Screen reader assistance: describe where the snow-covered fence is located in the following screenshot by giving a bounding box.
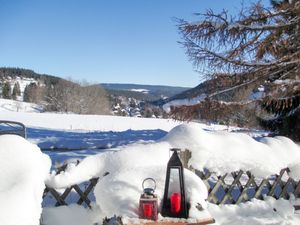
[42,164,107,208]
[180,150,300,205]
[197,168,300,205]
[43,149,300,208]
[43,178,99,208]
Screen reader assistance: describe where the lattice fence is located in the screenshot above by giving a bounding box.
[197,168,300,205]
[42,163,109,208]
[43,177,99,208]
[179,149,300,205]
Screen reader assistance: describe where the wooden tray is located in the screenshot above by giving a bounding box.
[133,218,215,225]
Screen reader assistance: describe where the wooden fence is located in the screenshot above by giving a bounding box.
[197,168,300,205]
[43,177,99,208]
[179,150,300,205]
[43,150,300,207]
[42,163,108,208]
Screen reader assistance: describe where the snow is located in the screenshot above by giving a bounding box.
[129,89,150,94]
[163,123,300,178]
[163,94,207,113]
[0,98,43,113]
[45,141,209,222]
[273,79,300,85]
[44,122,280,189]
[44,122,300,224]
[208,197,300,225]
[0,135,51,225]
[1,104,300,224]
[250,85,265,100]
[0,111,181,132]
[42,204,96,225]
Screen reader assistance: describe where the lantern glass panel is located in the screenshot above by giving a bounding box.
[167,168,181,197]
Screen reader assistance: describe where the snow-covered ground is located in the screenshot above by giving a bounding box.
[1,99,300,225]
[0,98,43,113]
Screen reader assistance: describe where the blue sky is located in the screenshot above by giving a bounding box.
[0,0,269,87]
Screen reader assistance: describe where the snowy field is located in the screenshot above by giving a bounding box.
[1,100,300,225]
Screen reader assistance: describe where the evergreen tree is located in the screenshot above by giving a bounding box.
[2,82,12,99]
[23,83,38,102]
[12,82,21,100]
[174,0,300,140]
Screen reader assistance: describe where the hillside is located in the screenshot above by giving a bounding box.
[0,68,190,118]
[0,67,110,115]
[101,83,190,101]
[0,67,62,86]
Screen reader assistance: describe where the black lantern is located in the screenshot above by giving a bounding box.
[161,148,188,218]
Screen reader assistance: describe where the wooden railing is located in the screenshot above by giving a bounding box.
[179,149,300,205]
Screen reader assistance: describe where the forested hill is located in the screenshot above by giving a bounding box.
[100,83,190,100]
[0,67,62,85]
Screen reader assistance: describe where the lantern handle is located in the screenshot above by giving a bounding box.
[142,178,156,193]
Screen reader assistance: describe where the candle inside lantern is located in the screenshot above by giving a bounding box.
[170,192,181,214]
[143,203,153,218]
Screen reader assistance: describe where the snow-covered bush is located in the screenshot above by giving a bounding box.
[0,135,51,225]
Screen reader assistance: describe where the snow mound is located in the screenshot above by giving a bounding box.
[46,141,208,220]
[208,197,298,225]
[163,123,300,178]
[42,204,95,225]
[0,135,51,225]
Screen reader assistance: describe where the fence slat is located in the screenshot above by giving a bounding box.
[220,170,243,204]
[253,179,268,200]
[293,181,300,198]
[236,173,255,204]
[207,174,227,204]
[77,178,99,205]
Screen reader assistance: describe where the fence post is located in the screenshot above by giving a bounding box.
[179,149,193,171]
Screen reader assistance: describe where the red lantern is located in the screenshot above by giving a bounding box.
[139,178,158,220]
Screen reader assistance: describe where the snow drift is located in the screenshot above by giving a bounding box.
[163,123,300,178]
[46,123,300,221]
[46,142,209,220]
[0,135,51,225]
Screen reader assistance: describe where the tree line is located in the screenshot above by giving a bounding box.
[1,81,21,100]
[0,77,111,115]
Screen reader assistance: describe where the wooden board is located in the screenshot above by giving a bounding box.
[135,218,215,225]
